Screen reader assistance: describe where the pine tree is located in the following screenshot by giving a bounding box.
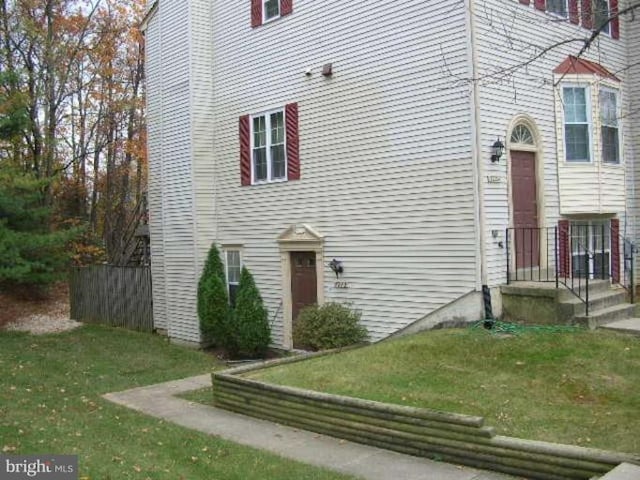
[234,267,270,358]
[197,243,229,345]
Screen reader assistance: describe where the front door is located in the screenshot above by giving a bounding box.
[511,151,539,269]
[291,251,317,348]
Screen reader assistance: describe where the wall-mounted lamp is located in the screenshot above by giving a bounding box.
[491,138,505,163]
[329,259,343,278]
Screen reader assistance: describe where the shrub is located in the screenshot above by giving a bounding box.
[197,243,229,345]
[233,267,270,358]
[293,302,368,351]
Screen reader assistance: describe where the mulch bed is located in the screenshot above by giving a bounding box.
[0,282,69,328]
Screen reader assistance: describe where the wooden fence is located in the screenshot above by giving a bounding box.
[70,265,153,331]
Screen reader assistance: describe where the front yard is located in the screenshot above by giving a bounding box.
[0,325,354,480]
[242,327,640,454]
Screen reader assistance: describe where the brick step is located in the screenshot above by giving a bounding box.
[573,303,636,329]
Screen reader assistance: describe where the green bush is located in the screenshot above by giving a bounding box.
[293,302,368,351]
[197,243,229,345]
[233,267,270,358]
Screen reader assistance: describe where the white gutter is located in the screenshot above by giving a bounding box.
[466,0,488,289]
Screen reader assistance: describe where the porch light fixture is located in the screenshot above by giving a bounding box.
[329,259,343,278]
[491,138,505,163]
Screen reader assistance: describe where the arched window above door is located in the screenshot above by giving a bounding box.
[510,124,535,146]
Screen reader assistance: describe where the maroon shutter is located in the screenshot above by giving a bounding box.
[281,0,293,16]
[239,115,251,186]
[568,0,579,24]
[519,0,531,4]
[251,0,262,28]
[285,103,300,181]
[534,0,546,10]
[581,0,593,29]
[611,218,620,283]
[558,220,570,278]
[610,0,619,39]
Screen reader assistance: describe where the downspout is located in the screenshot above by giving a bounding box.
[465,0,492,319]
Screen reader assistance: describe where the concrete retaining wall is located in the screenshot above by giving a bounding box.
[212,354,639,480]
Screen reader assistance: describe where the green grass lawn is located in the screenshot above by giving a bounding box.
[245,327,640,454]
[0,325,355,480]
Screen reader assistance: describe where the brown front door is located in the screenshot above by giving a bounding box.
[291,251,317,348]
[511,151,539,268]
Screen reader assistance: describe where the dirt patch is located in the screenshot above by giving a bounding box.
[0,282,80,334]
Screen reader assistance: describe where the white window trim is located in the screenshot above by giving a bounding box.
[250,107,288,185]
[262,0,280,24]
[562,83,593,163]
[599,86,622,165]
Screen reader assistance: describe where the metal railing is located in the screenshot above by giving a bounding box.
[506,224,635,316]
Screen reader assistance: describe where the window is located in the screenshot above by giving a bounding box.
[263,0,279,21]
[510,124,535,145]
[600,89,619,164]
[252,109,286,183]
[547,0,568,17]
[225,250,242,307]
[570,221,610,278]
[251,0,293,28]
[593,0,611,35]
[240,103,299,186]
[563,86,591,162]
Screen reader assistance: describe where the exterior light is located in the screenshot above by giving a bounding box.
[329,259,343,278]
[491,138,505,163]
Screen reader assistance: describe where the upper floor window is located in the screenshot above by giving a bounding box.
[264,0,280,22]
[563,86,591,162]
[599,89,620,164]
[239,103,300,186]
[593,0,611,35]
[251,0,293,28]
[547,0,568,17]
[253,110,286,183]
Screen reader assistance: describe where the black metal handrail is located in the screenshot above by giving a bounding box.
[506,224,636,317]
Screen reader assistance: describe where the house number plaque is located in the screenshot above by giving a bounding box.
[486,176,502,184]
[334,281,349,289]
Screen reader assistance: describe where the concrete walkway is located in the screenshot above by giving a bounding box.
[104,375,516,480]
[600,318,640,336]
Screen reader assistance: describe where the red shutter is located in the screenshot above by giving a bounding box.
[519,0,531,4]
[281,0,293,16]
[568,0,579,24]
[558,220,570,278]
[581,0,593,29]
[239,115,251,186]
[251,0,262,28]
[285,103,300,181]
[611,218,620,283]
[534,0,546,10]
[610,0,619,39]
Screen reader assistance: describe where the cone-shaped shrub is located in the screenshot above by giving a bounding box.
[234,266,270,357]
[197,243,229,344]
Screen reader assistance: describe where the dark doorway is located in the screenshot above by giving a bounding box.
[511,150,539,269]
[291,251,317,349]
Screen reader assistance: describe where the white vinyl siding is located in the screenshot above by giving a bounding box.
[145,7,167,330]
[209,0,477,344]
[473,0,630,286]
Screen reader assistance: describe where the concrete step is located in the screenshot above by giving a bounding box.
[559,288,627,317]
[557,279,613,301]
[574,303,636,329]
[598,318,640,336]
[598,463,640,479]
